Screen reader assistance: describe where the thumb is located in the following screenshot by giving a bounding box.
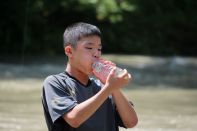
[108,67,116,77]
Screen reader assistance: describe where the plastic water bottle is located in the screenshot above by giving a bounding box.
[92,59,125,83]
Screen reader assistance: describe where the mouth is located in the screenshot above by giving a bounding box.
[91,58,100,70]
[90,62,95,71]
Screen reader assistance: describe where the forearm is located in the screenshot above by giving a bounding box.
[112,90,138,128]
[63,85,111,128]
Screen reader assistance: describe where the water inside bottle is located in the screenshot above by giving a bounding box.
[92,60,125,82]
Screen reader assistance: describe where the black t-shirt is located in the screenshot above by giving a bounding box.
[42,72,125,131]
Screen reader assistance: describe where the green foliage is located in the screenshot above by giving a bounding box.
[79,0,136,23]
[0,0,197,56]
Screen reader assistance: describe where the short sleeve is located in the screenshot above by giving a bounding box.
[43,75,77,123]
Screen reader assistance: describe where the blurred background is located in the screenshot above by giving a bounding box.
[0,0,197,131]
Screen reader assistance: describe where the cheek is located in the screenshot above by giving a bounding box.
[81,55,93,69]
[83,55,92,65]
[80,51,93,60]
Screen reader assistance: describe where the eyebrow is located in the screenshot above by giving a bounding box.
[86,42,102,47]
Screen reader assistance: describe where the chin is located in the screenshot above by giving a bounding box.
[87,70,94,76]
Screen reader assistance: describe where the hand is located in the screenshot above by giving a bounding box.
[104,67,132,93]
[98,58,116,67]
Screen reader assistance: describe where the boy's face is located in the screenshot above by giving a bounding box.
[67,35,102,75]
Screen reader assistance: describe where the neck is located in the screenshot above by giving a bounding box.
[65,63,89,86]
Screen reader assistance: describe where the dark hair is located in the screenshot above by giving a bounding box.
[63,22,101,48]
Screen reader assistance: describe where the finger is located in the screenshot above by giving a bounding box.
[128,73,132,79]
[125,73,132,81]
[121,69,128,77]
[109,61,116,66]
[105,61,115,66]
[109,66,116,76]
[121,69,131,80]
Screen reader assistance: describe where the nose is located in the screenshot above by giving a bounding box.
[93,49,101,58]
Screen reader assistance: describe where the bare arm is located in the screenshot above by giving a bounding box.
[63,85,111,128]
[112,90,138,128]
[63,68,137,128]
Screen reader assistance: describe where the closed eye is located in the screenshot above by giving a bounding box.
[98,48,102,51]
[85,47,102,52]
[85,47,93,50]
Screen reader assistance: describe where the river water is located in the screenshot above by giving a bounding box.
[0,55,196,131]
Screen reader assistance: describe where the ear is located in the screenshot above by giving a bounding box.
[64,46,73,58]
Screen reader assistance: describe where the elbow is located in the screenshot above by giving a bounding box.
[68,119,81,128]
[63,114,82,128]
[124,116,138,128]
[64,117,82,128]
[128,119,138,128]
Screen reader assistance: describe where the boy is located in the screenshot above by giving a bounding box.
[42,22,138,131]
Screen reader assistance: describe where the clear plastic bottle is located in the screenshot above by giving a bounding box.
[92,59,125,83]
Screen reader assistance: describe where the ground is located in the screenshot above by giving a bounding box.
[0,55,197,131]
